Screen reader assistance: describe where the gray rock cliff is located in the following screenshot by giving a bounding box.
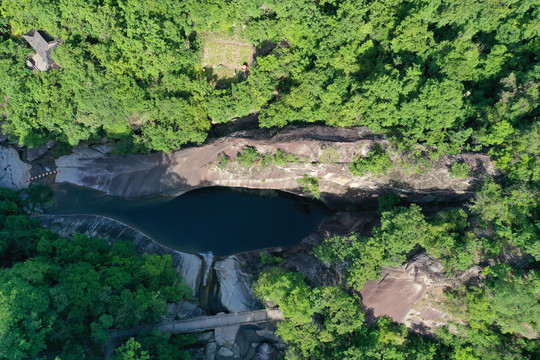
[0,146,30,189]
[214,257,257,313]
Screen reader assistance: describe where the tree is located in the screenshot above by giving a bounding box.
[312,286,364,336]
[0,189,193,358]
[470,179,539,259]
[114,338,150,360]
[236,146,261,166]
[298,174,321,198]
[350,144,393,177]
[254,267,314,324]
[377,204,426,264]
[0,262,55,360]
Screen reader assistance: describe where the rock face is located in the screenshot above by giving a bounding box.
[214,257,257,313]
[236,210,377,292]
[0,146,30,189]
[190,322,286,360]
[36,214,203,292]
[26,144,50,162]
[360,252,482,333]
[215,325,240,346]
[168,300,205,320]
[360,261,430,323]
[54,126,497,205]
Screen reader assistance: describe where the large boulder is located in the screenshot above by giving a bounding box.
[168,299,205,320]
[217,347,234,358]
[214,256,257,313]
[0,146,30,189]
[214,325,239,346]
[26,144,49,162]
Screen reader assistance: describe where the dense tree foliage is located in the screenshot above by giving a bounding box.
[315,203,477,288]
[470,178,539,259]
[0,188,192,360]
[0,0,537,156]
[114,333,194,360]
[0,0,538,358]
[255,267,446,360]
[255,263,539,360]
[264,185,539,359]
[350,144,393,177]
[297,174,321,199]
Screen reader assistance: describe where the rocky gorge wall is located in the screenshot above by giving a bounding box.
[53,126,498,206]
[3,125,504,346]
[34,211,484,341]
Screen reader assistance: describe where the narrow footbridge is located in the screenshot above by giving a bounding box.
[106,309,283,358]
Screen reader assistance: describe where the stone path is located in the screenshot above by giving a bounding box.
[105,309,283,358]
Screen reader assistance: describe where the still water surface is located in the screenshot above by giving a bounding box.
[48,184,330,256]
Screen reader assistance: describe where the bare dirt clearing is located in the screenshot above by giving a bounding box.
[202,37,254,69]
[201,33,255,85]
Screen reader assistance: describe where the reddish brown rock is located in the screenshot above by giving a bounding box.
[361,267,429,323]
[55,126,497,206]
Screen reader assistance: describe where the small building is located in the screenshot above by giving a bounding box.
[22,29,59,72]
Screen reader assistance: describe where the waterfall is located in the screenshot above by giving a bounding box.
[201,251,214,286]
[255,343,276,360]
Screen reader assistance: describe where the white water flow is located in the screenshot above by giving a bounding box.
[201,251,214,286]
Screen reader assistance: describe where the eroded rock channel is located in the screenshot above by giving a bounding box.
[5,125,501,359]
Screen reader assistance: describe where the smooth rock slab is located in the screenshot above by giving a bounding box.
[53,126,497,204]
[0,146,30,189]
[214,256,257,313]
[360,267,427,323]
[217,347,234,358]
[360,253,449,325]
[214,325,239,346]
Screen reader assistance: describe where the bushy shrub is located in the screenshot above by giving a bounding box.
[236,146,261,166]
[298,174,321,198]
[260,252,283,265]
[216,153,230,169]
[350,144,393,176]
[449,162,470,178]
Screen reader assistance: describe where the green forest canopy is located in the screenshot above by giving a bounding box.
[0,187,192,360]
[255,195,540,360]
[0,0,539,359]
[0,0,538,162]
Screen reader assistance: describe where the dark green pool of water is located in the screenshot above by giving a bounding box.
[48,184,331,256]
